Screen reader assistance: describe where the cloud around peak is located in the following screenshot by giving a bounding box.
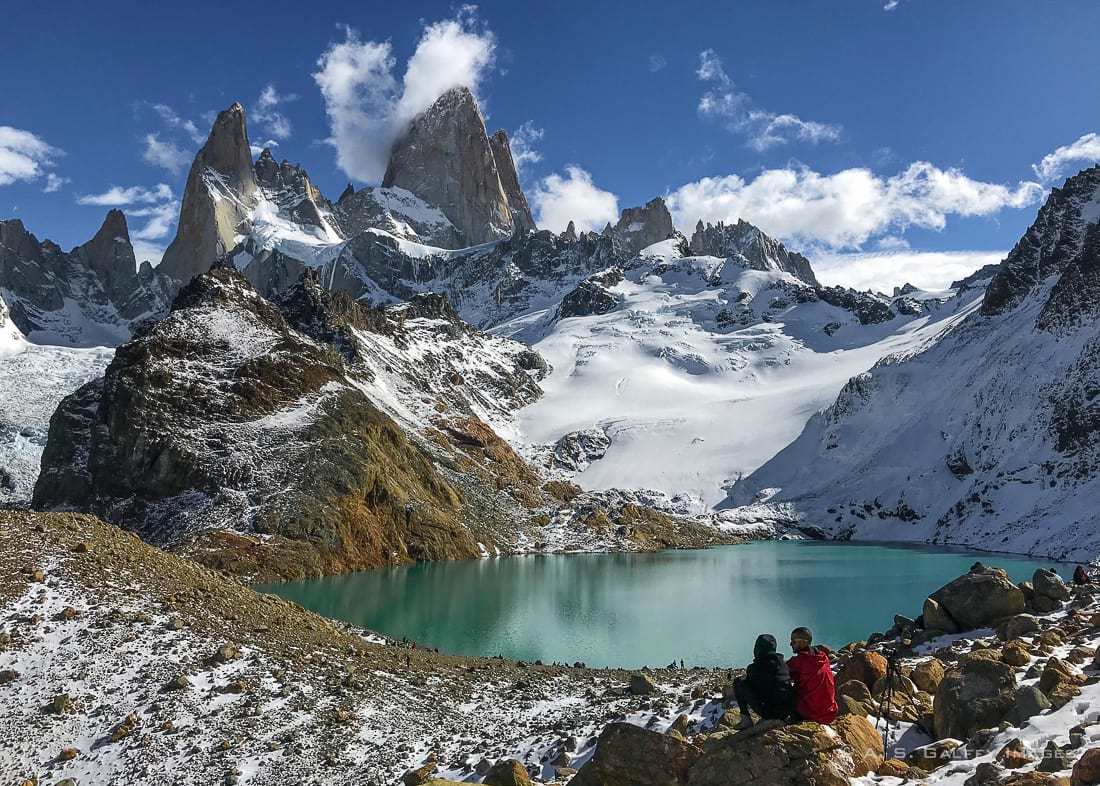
[530,165,619,233]
[313,7,497,183]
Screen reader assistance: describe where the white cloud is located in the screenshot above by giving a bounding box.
[42,173,70,193]
[1032,132,1100,183]
[252,84,298,140]
[313,7,496,183]
[75,183,178,248]
[531,165,619,233]
[76,183,173,206]
[149,103,206,145]
[814,249,1005,293]
[509,121,543,179]
[648,54,667,73]
[0,126,63,187]
[883,0,901,10]
[131,238,167,267]
[142,133,191,174]
[666,162,1043,250]
[696,49,841,152]
[128,201,180,240]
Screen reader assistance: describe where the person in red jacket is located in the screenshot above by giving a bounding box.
[786,627,838,725]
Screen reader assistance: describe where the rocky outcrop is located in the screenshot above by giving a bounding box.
[983,164,1100,316]
[383,86,515,245]
[688,721,855,786]
[689,219,820,287]
[730,166,1100,557]
[926,564,1027,631]
[253,149,336,234]
[32,267,487,579]
[570,722,701,786]
[933,651,1017,740]
[158,102,258,285]
[612,198,675,256]
[557,268,624,319]
[817,286,895,325]
[488,130,536,235]
[334,185,465,248]
[0,212,172,346]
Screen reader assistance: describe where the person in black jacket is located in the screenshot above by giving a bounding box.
[731,634,796,729]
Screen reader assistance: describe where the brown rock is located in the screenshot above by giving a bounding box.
[876,758,910,777]
[833,714,884,776]
[1073,747,1100,785]
[907,738,964,772]
[571,722,701,786]
[58,747,79,761]
[912,658,947,694]
[997,738,1034,769]
[403,762,437,786]
[110,712,140,743]
[687,721,854,786]
[1003,640,1033,667]
[836,652,888,689]
[933,652,1017,740]
[929,565,1027,631]
[483,759,532,786]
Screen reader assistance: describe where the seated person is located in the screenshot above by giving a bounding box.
[787,626,838,725]
[732,634,796,729]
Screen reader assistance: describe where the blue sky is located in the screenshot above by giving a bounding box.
[3,0,1099,290]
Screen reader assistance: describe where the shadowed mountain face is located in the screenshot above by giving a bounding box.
[0,210,172,346]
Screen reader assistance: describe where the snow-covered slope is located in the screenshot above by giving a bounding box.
[729,166,1100,560]
[0,293,112,505]
[501,240,960,510]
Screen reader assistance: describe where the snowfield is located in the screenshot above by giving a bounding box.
[501,241,964,510]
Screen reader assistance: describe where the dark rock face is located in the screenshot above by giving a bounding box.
[927,564,1026,631]
[933,651,1017,740]
[382,86,515,245]
[611,197,676,256]
[689,219,820,287]
[558,269,624,318]
[158,102,259,285]
[983,165,1100,316]
[0,212,172,345]
[253,149,334,233]
[818,287,895,325]
[488,129,536,235]
[32,268,485,579]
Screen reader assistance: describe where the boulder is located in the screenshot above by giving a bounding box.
[912,658,947,694]
[1039,657,1084,696]
[997,738,1034,769]
[907,738,964,772]
[923,597,960,634]
[1009,685,1052,726]
[1034,569,1071,602]
[483,759,533,786]
[629,673,658,695]
[1073,747,1100,785]
[964,762,1006,785]
[933,652,1017,740]
[836,651,887,689]
[1003,640,1033,667]
[929,565,1026,631]
[1002,614,1043,640]
[687,721,855,786]
[837,679,872,707]
[876,759,910,777]
[1037,740,1072,773]
[571,722,701,786]
[833,714,884,776]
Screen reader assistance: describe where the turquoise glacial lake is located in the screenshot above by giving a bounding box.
[261,541,1070,669]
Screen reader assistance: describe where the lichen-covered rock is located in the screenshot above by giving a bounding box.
[912,659,947,694]
[929,565,1027,631]
[836,651,887,689]
[833,714,884,776]
[570,722,701,786]
[687,721,854,786]
[933,651,1017,740]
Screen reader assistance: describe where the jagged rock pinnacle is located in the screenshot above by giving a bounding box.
[382,86,515,245]
[488,129,536,234]
[158,102,259,284]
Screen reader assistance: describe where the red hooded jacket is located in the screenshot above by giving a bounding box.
[787,647,838,724]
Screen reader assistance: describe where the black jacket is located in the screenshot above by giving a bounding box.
[744,634,796,719]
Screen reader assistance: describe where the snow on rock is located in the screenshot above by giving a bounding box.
[730,166,1100,561]
[506,240,959,510]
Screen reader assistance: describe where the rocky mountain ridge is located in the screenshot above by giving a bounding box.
[728,165,1100,560]
[0,210,172,346]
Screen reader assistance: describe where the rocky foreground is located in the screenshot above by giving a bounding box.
[5,511,1100,786]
